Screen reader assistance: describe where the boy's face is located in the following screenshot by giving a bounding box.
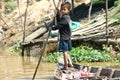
[60,6,70,15]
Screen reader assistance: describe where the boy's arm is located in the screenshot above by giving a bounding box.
[56,11,61,22]
[52,17,68,30]
[52,11,61,25]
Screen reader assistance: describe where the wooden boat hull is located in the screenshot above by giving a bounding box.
[54,56,120,80]
[54,63,97,80]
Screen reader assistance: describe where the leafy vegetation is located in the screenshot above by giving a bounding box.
[114,0,120,6]
[116,52,120,61]
[113,10,120,24]
[9,40,22,55]
[93,0,120,6]
[93,0,104,4]
[4,0,16,13]
[108,0,120,23]
[43,52,61,62]
[43,45,119,63]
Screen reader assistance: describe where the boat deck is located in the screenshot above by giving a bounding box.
[54,62,120,80]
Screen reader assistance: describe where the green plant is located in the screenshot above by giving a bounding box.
[9,40,22,55]
[69,46,114,62]
[43,45,117,63]
[5,0,15,2]
[93,0,104,4]
[116,52,120,61]
[4,0,16,13]
[43,52,61,62]
[113,12,120,24]
[114,0,120,6]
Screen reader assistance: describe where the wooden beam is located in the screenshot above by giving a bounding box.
[88,0,93,21]
[71,0,74,15]
[105,0,109,45]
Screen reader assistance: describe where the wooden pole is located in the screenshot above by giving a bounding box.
[17,0,23,32]
[71,0,74,15]
[105,0,109,45]
[32,23,51,80]
[22,0,29,56]
[88,0,93,22]
[32,1,61,79]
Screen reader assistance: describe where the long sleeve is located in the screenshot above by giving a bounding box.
[52,11,62,25]
[52,15,71,40]
[56,11,62,22]
[52,17,68,30]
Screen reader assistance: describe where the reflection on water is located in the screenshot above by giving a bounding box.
[0,52,56,80]
[0,51,120,80]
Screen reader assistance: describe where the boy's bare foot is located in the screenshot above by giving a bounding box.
[68,64,73,68]
[61,66,68,70]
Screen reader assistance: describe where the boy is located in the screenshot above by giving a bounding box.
[48,2,73,70]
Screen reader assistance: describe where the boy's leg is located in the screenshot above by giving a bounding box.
[67,54,73,67]
[61,51,68,70]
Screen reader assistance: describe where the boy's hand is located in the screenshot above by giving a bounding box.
[45,22,53,31]
[56,7,59,12]
[48,27,52,31]
[45,25,52,31]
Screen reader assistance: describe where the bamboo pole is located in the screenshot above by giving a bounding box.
[105,0,109,45]
[22,0,29,56]
[88,0,93,21]
[71,0,74,15]
[17,0,23,33]
[32,23,51,80]
[32,1,61,79]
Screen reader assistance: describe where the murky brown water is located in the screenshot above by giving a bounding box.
[0,52,56,80]
[0,50,120,80]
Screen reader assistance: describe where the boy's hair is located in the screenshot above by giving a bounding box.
[61,2,71,10]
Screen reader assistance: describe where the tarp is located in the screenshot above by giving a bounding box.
[50,21,80,37]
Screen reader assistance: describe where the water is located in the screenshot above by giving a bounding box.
[0,52,56,80]
[0,51,120,80]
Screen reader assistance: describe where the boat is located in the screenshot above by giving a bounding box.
[54,56,120,80]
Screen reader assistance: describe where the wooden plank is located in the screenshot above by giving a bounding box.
[112,70,120,78]
[72,19,117,36]
[24,22,53,42]
[99,68,112,77]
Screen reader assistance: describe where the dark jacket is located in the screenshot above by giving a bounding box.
[52,14,71,40]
